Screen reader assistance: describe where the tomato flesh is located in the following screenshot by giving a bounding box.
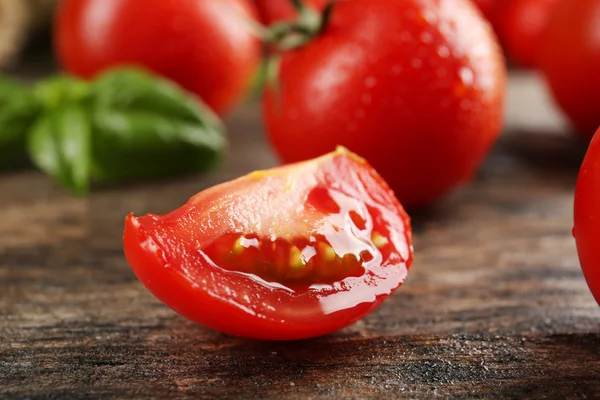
[124,148,413,340]
[574,127,600,307]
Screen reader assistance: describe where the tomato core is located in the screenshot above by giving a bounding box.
[203,186,391,286]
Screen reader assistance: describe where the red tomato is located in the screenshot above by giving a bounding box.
[55,0,261,115]
[574,127,600,307]
[123,148,414,340]
[471,0,500,22]
[539,0,600,138]
[494,0,558,67]
[263,0,506,209]
[254,0,328,24]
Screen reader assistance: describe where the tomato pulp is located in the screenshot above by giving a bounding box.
[263,0,506,208]
[124,149,414,340]
[55,0,261,115]
[574,127,600,307]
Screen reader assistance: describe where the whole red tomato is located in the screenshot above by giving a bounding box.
[494,0,558,67]
[471,0,500,22]
[55,0,261,115]
[539,0,600,138]
[254,0,328,24]
[574,127,600,307]
[263,0,506,208]
[124,148,414,340]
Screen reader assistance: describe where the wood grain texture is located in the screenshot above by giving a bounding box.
[1,72,599,399]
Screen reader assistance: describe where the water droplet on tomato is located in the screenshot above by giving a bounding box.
[420,32,433,43]
[421,9,437,23]
[437,45,450,58]
[411,58,423,69]
[460,98,471,111]
[364,76,377,88]
[459,67,474,87]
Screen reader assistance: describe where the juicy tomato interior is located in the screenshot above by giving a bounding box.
[124,148,413,340]
[574,128,600,307]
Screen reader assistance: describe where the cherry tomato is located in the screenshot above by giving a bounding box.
[263,0,506,209]
[539,0,600,138]
[494,0,558,68]
[123,148,414,340]
[254,0,328,24]
[574,127,600,307]
[55,0,261,115]
[471,0,500,23]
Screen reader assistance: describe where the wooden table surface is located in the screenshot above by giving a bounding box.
[1,71,599,399]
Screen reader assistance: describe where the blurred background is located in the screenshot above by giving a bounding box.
[0,0,583,196]
[1,0,56,76]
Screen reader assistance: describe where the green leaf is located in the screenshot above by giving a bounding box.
[89,69,226,182]
[92,109,226,182]
[0,76,41,170]
[27,105,92,194]
[33,75,91,109]
[92,68,222,126]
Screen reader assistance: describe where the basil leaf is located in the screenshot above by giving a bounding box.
[0,76,41,170]
[27,105,92,194]
[92,109,226,181]
[33,75,90,109]
[90,69,226,181]
[92,69,221,126]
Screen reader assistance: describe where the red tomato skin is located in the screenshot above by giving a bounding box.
[123,150,414,340]
[254,0,328,24]
[471,0,501,23]
[574,127,600,307]
[263,0,506,209]
[55,0,261,115]
[539,0,600,138]
[495,0,558,68]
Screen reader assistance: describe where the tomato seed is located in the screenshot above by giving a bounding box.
[371,232,388,249]
[205,224,389,284]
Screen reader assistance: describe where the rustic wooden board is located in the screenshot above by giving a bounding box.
[1,72,599,399]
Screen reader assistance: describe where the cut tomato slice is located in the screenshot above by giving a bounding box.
[124,148,413,340]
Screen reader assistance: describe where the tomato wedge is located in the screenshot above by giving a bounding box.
[123,148,413,340]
